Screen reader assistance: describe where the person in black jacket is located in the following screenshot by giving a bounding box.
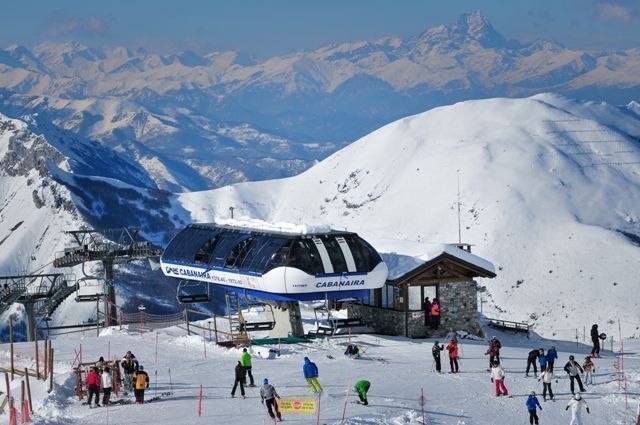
[590,324,600,357]
[526,349,540,377]
[564,355,586,395]
[231,361,246,398]
[432,341,444,373]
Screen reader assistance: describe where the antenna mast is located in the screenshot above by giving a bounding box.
[457,169,462,244]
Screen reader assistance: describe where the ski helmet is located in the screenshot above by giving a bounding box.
[569,355,575,360]
[263,378,269,385]
[530,391,535,396]
[434,341,439,344]
[574,394,581,400]
[138,365,144,370]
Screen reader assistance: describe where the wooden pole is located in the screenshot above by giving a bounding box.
[185,308,190,336]
[43,338,49,380]
[34,333,40,380]
[213,316,218,344]
[20,380,24,412]
[10,317,14,380]
[48,348,54,393]
[24,368,32,413]
[96,298,100,337]
[4,372,10,402]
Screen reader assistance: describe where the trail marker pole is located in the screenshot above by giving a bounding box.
[203,332,207,359]
[169,368,173,394]
[341,379,352,423]
[316,393,321,425]
[198,384,203,417]
[420,387,426,424]
[155,334,158,364]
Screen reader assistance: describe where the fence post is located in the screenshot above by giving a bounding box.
[48,348,54,393]
[96,298,100,337]
[184,308,190,336]
[24,368,32,414]
[213,316,218,344]
[34,333,40,380]
[10,317,14,380]
[43,339,48,380]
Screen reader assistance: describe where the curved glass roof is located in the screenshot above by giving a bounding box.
[162,224,382,276]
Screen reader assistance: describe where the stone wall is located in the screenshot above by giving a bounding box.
[349,280,482,337]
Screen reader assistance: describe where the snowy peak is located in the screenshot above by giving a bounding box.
[453,11,508,47]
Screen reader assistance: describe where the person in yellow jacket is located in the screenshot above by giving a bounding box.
[133,365,150,404]
[241,348,255,387]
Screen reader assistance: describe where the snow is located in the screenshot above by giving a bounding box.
[175,94,640,337]
[1,306,639,424]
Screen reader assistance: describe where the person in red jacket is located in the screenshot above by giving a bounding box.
[86,367,101,408]
[430,299,441,330]
[446,339,459,373]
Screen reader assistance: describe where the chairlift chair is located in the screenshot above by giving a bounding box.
[176,280,211,304]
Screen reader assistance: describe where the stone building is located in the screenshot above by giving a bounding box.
[348,244,496,338]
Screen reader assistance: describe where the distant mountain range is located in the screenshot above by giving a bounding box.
[2,11,640,191]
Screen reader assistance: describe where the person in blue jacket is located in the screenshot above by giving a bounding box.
[538,349,547,371]
[526,391,542,424]
[303,357,323,394]
[546,346,558,371]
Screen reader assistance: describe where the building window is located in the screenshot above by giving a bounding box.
[408,285,422,311]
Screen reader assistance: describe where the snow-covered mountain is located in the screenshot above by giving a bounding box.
[2,12,640,190]
[2,93,640,337]
[172,94,640,337]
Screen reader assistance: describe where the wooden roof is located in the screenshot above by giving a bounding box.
[387,251,497,286]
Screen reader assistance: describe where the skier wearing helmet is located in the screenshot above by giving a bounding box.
[525,391,542,424]
[565,393,590,425]
[563,355,586,395]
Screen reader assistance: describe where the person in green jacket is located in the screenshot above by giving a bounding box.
[354,380,371,405]
[241,347,255,387]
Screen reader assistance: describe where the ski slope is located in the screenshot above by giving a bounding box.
[2,309,639,425]
[175,94,640,338]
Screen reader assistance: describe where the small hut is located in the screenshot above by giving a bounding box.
[349,244,496,337]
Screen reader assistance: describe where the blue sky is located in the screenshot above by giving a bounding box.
[1,0,639,55]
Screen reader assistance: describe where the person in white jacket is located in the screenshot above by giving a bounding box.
[565,394,590,425]
[490,361,508,396]
[537,365,557,401]
[102,366,113,406]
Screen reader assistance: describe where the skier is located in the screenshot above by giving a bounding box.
[121,351,139,392]
[486,336,502,368]
[86,367,101,408]
[231,360,246,398]
[590,324,600,357]
[101,366,113,406]
[354,380,371,406]
[538,365,557,401]
[303,357,323,394]
[526,349,540,377]
[538,348,548,371]
[582,356,595,385]
[563,355,586,395]
[565,394,590,425]
[260,378,282,421]
[432,341,444,373]
[424,297,432,326]
[95,356,105,373]
[490,361,508,397]
[133,365,149,404]
[344,343,360,358]
[241,347,255,387]
[430,299,440,330]
[446,339,459,373]
[546,346,558,371]
[526,391,542,424]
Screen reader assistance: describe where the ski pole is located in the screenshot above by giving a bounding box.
[169,368,173,394]
[154,370,158,396]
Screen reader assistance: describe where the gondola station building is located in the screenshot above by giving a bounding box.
[349,244,496,338]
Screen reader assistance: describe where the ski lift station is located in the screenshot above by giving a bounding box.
[160,223,388,337]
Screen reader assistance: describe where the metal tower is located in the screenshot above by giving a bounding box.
[53,228,162,325]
